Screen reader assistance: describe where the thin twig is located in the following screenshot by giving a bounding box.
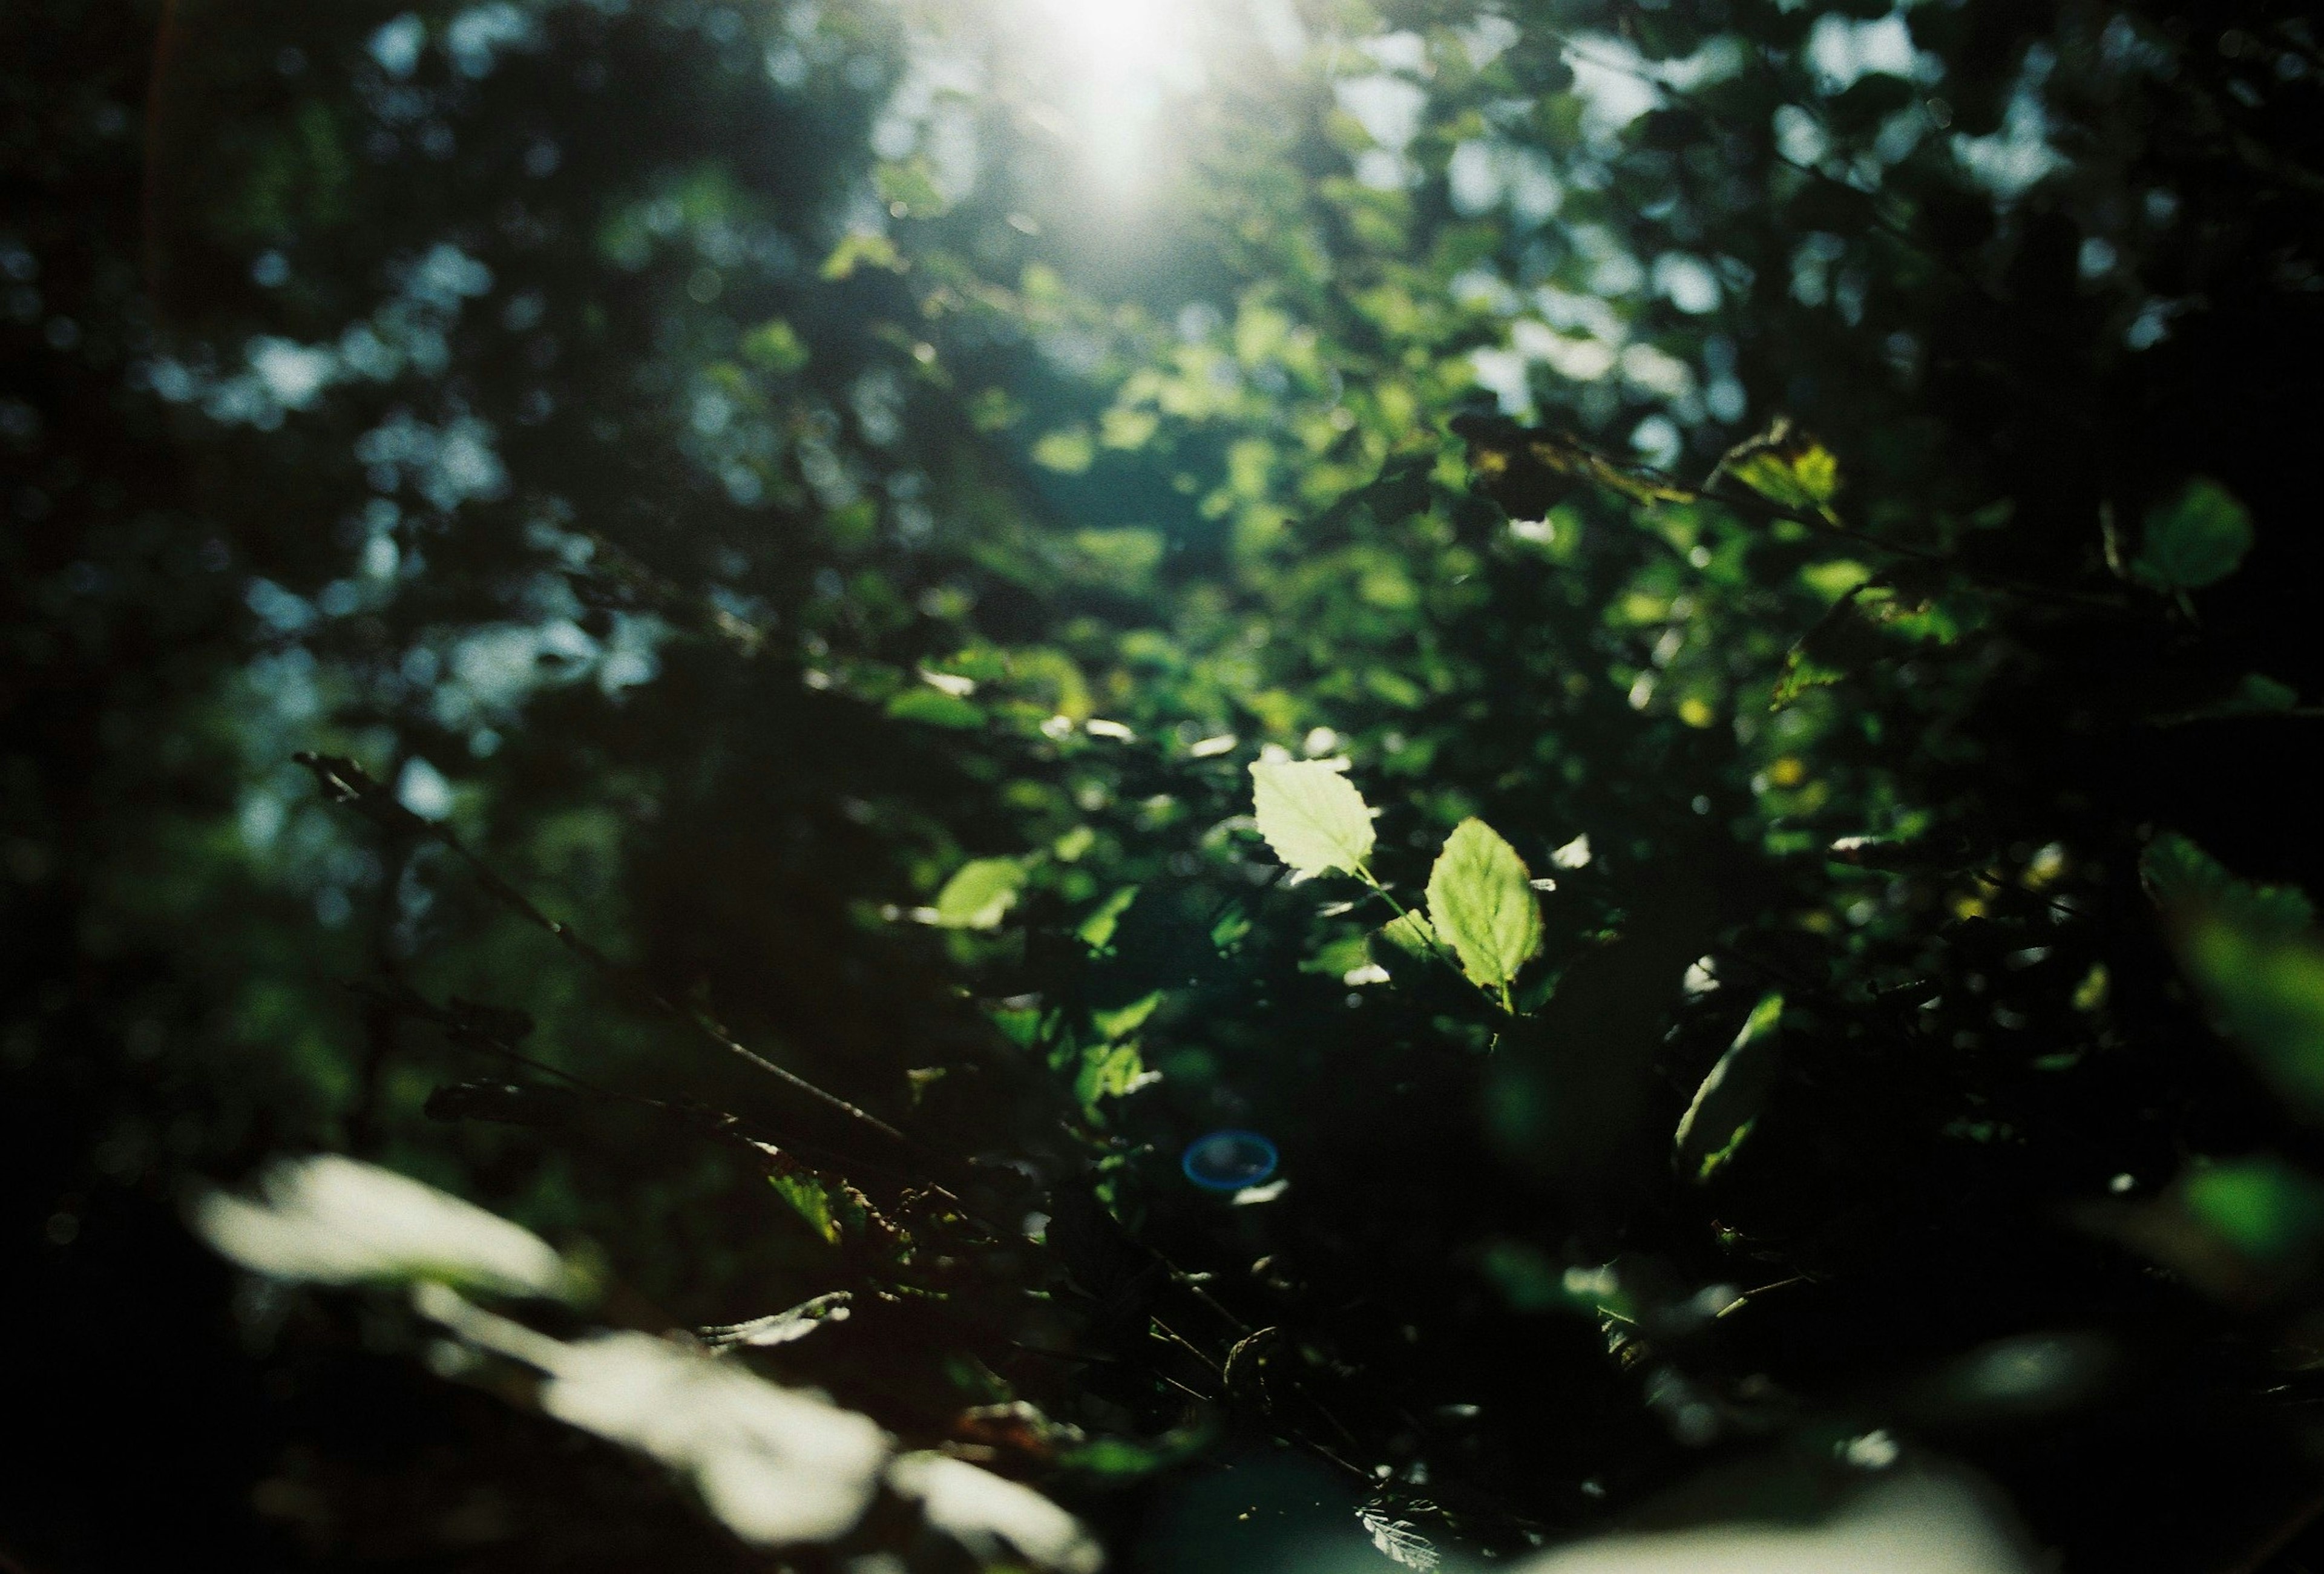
[294,752,910,1149]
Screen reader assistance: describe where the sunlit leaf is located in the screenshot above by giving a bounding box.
[738,317,809,374]
[887,1451,1103,1574]
[1374,908,1439,961]
[768,1170,842,1246]
[1715,417,1841,520]
[1077,885,1140,951]
[416,1287,892,1547]
[1674,992,1784,1182]
[818,229,904,280]
[1425,818,1543,990]
[1091,990,1163,1040]
[933,857,1025,929]
[193,1155,578,1302]
[1250,758,1375,876]
[886,687,986,729]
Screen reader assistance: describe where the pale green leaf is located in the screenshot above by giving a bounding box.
[933,858,1025,930]
[1424,819,1543,989]
[1374,909,1439,961]
[1250,759,1375,876]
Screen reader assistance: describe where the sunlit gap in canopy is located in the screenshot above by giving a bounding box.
[1014,0,1212,199]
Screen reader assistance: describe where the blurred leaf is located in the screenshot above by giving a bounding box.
[739,316,809,374]
[886,687,986,729]
[1250,759,1376,876]
[1425,819,1543,990]
[2183,1158,2324,1264]
[1077,885,1140,951]
[194,1155,579,1302]
[699,1291,855,1349]
[886,1451,1102,1574]
[1455,413,1692,516]
[819,229,904,280]
[1074,1039,1154,1115]
[1091,989,1161,1040]
[2145,833,2315,936]
[2134,478,2252,591]
[1032,427,1096,474]
[933,858,1026,930]
[2174,905,2324,1117]
[416,1287,892,1547]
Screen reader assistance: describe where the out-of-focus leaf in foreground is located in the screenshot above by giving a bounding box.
[887,1450,1104,1573]
[192,1154,579,1301]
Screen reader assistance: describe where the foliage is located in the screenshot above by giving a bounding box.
[10,0,2324,1569]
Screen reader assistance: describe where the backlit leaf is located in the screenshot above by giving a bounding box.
[1425,819,1543,989]
[1250,759,1375,876]
[933,858,1025,930]
[1674,992,1784,1182]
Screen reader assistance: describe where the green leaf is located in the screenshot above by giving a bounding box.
[2183,1158,2324,1264]
[2175,906,2324,1118]
[1374,909,1439,960]
[1715,418,1840,520]
[933,858,1025,930]
[2133,478,2253,591]
[1250,759,1376,877]
[1673,992,1784,1182]
[1091,989,1162,1041]
[1077,885,1140,951]
[819,229,904,280]
[738,316,809,374]
[2144,832,2314,937]
[768,1170,842,1246]
[1424,819,1543,989]
[886,687,986,729]
[1074,1039,1154,1117]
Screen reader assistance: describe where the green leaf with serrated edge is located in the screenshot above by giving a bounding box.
[2144,833,2314,937]
[1424,819,1543,989]
[1250,759,1375,876]
[1374,909,1438,960]
[2134,478,2253,591]
[933,858,1025,929]
[1675,992,1784,1182]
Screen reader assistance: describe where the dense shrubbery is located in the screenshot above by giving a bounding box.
[9,1,2324,1569]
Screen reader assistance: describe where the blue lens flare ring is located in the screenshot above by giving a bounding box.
[1181,1130,1278,1192]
